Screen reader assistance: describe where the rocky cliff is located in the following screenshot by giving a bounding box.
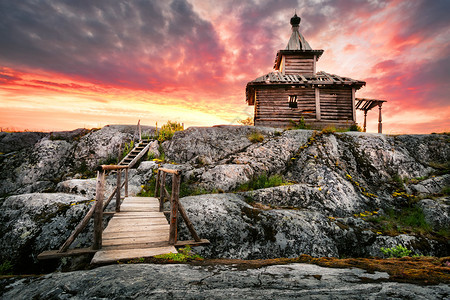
[0,125,448,275]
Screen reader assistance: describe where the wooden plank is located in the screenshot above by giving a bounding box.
[102,235,169,247]
[105,220,169,230]
[175,239,210,247]
[113,213,165,219]
[38,248,97,260]
[103,225,170,235]
[91,246,177,264]
[102,241,172,250]
[103,230,170,240]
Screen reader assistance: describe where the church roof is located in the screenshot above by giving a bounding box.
[246,71,366,105]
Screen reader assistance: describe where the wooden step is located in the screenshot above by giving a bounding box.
[91,246,177,264]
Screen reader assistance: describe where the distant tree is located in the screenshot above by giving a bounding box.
[238,117,254,126]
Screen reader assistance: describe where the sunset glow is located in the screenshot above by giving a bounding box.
[1,0,449,133]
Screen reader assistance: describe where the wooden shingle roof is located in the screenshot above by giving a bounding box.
[246,71,366,105]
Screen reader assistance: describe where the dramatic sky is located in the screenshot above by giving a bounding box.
[1,0,449,133]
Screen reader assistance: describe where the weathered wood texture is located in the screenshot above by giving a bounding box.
[169,173,180,245]
[254,86,316,125]
[282,55,315,76]
[92,171,105,250]
[319,87,353,121]
[91,197,177,264]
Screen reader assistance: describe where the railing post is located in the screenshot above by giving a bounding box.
[155,169,160,198]
[124,168,129,197]
[93,171,105,250]
[169,172,180,245]
[116,169,121,212]
[138,119,142,141]
[159,172,166,212]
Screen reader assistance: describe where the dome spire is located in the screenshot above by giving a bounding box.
[286,12,312,51]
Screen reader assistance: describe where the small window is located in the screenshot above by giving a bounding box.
[289,95,298,108]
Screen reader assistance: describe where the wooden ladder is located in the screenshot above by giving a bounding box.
[117,140,151,169]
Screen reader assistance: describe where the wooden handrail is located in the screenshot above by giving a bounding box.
[158,168,180,175]
[58,164,129,253]
[101,165,129,170]
[156,168,201,245]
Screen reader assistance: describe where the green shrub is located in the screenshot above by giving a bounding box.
[137,177,156,197]
[289,117,309,129]
[154,245,203,262]
[349,124,362,132]
[156,121,183,143]
[238,117,254,125]
[380,245,412,258]
[248,131,264,143]
[179,182,213,197]
[236,173,290,192]
[122,140,134,158]
[0,261,13,275]
[321,126,336,134]
[99,154,118,165]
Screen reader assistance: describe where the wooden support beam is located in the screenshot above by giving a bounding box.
[169,173,180,245]
[124,168,128,198]
[351,87,356,122]
[178,201,201,242]
[315,87,320,121]
[116,169,121,212]
[154,169,160,203]
[363,111,368,132]
[38,248,98,260]
[159,172,166,212]
[378,104,383,134]
[92,171,105,250]
[175,239,210,247]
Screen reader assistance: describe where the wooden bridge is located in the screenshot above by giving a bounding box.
[39,146,209,264]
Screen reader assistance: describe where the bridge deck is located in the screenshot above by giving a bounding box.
[91,197,177,264]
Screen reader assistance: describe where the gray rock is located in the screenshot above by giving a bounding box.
[1,263,449,299]
[0,131,47,153]
[0,125,155,197]
[177,194,339,259]
[163,125,279,164]
[0,193,94,273]
[409,174,450,195]
[242,183,372,217]
[418,198,450,231]
[200,164,254,191]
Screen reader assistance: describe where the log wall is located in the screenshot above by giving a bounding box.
[282,55,315,76]
[319,87,353,121]
[254,86,316,125]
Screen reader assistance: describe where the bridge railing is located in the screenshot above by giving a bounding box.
[154,168,207,246]
[58,165,129,253]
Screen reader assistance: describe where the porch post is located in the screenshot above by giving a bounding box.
[378,104,383,134]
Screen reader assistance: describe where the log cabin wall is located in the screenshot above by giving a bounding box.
[281,55,315,76]
[319,87,353,121]
[254,86,316,127]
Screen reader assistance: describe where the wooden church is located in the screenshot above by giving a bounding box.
[246,13,385,131]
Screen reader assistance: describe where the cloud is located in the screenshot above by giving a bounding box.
[0,0,227,93]
[0,0,449,133]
